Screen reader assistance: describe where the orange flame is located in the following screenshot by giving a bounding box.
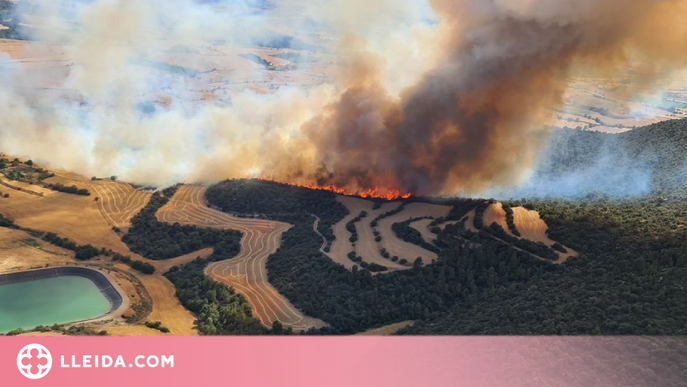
[260,179,412,200]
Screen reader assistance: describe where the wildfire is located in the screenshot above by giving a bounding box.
[261,179,412,200]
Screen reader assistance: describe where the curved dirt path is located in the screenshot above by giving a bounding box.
[312,215,327,253]
[157,185,327,331]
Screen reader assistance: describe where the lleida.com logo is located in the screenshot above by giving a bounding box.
[17,343,174,379]
[17,344,52,380]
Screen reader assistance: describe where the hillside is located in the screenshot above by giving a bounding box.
[403,120,687,335]
[515,118,687,198]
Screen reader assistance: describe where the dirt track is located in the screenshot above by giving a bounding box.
[157,185,327,331]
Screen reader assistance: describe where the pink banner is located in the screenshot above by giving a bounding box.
[1,337,684,386]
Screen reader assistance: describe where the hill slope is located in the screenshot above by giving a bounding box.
[514,118,687,198]
[403,120,687,335]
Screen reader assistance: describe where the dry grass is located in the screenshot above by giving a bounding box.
[326,196,371,270]
[511,207,578,263]
[0,227,74,272]
[354,201,406,270]
[0,173,199,335]
[157,185,326,331]
[482,202,511,234]
[48,172,151,229]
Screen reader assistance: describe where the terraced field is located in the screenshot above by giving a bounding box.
[328,197,452,271]
[376,202,452,265]
[48,172,151,229]
[463,202,578,264]
[157,185,326,331]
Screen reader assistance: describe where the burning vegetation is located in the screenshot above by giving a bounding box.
[262,179,412,201]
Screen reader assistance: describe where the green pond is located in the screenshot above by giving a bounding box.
[0,276,111,333]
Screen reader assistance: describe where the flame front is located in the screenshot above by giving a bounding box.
[261,179,412,200]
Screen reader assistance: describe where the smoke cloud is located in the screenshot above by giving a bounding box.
[1,0,687,196]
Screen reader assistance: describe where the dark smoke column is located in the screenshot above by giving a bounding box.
[300,0,687,196]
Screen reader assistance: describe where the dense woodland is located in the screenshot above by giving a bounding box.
[405,198,687,335]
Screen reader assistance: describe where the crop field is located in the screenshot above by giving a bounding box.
[376,202,452,265]
[157,185,326,331]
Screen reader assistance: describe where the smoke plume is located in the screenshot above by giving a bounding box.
[1,0,687,196]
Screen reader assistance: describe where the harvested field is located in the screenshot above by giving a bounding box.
[105,324,166,336]
[48,172,151,229]
[409,218,437,243]
[157,185,326,331]
[330,198,452,270]
[354,201,405,270]
[0,227,74,273]
[511,207,578,263]
[326,196,371,270]
[482,202,511,234]
[377,202,452,266]
[0,183,130,253]
[135,274,196,335]
[463,203,578,264]
[463,209,479,232]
